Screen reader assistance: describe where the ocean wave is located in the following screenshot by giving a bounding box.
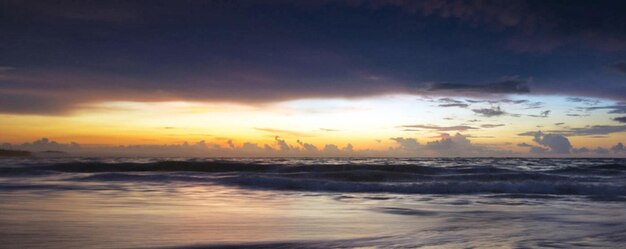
[546,163,626,174]
[3,158,625,196]
[154,236,396,249]
[213,175,626,196]
[59,171,626,196]
[34,160,626,174]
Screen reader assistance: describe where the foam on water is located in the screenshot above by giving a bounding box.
[1,157,625,248]
[2,158,625,196]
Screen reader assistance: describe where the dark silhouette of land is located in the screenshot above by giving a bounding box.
[40,150,66,154]
[0,149,32,157]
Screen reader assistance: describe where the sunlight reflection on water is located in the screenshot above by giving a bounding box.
[0,158,625,248]
[1,185,625,248]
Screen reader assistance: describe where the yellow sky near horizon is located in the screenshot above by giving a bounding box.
[2,94,625,155]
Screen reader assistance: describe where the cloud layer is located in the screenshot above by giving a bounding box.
[2,1,626,114]
[3,133,624,157]
[517,131,625,156]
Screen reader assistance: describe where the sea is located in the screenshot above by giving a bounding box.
[0,157,625,248]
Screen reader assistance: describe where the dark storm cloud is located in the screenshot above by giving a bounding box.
[357,0,626,51]
[2,0,626,115]
[0,1,413,114]
[614,117,626,123]
[427,80,530,94]
[0,93,75,115]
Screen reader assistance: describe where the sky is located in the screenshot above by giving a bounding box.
[1,0,626,157]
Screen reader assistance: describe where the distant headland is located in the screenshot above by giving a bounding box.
[0,149,32,157]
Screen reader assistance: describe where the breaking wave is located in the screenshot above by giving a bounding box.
[2,158,625,196]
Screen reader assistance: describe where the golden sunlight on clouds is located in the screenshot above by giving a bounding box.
[1,95,625,156]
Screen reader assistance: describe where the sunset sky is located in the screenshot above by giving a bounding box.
[1,0,626,157]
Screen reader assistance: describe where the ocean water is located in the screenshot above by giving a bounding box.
[0,158,625,248]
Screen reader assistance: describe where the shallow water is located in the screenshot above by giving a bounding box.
[1,158,625,248]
